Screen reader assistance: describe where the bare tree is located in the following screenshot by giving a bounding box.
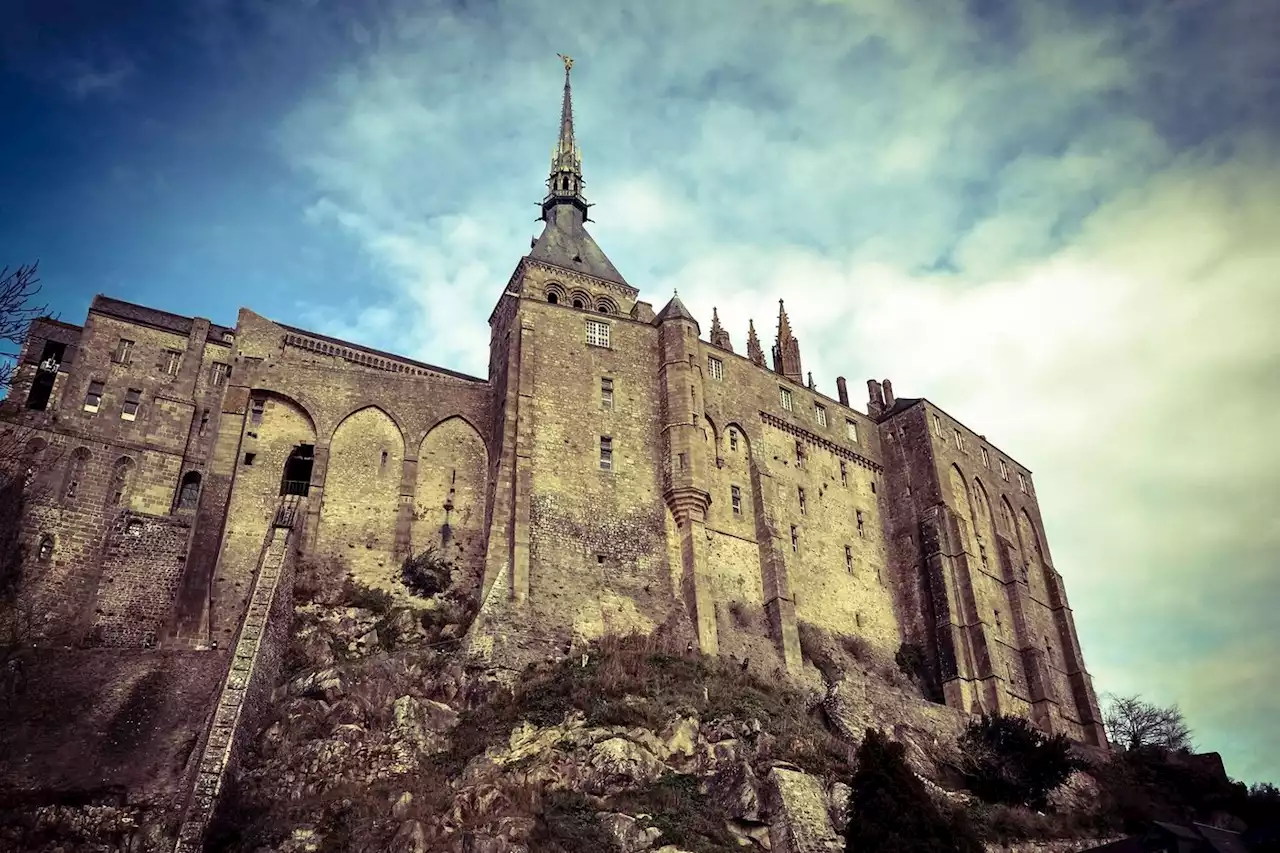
[1103,693,1194,752]
[0,262,47,394]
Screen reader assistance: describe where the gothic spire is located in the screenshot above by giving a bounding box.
[542,54,587,221]
[772,299,803,383]
[746,319,766,367]
[710,307,733,352]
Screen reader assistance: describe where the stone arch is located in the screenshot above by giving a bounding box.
[413,416,489,589]
[1018,509,1052,602]
[703,414,720,453]
[947,464,977,556]
[998,495,1016,538]
[710,421,755,530]
[568,288,591,310]
[723,421,751,457]
[252,388,318,436]
[971,477,998,576]
[326,403,407,450]
[545,281,567,305]
[317,405,405,586]
[62,446,92,501]
[106,456,136,507]
[595,295,619,315]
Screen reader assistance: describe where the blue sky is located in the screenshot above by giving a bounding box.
[2,0,1277,783]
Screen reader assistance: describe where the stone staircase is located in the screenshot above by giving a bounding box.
[173,497,303,853]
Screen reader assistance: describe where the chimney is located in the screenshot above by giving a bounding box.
[882,378,895,407]
[867,379,885,417]
[836,376,849,407]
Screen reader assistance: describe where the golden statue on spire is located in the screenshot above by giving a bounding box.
[558,53,574,72]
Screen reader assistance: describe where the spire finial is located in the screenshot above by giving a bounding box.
[710,307,733,352]
[746,319,766,367]
[772,300,803,382]
[542,55,587,222]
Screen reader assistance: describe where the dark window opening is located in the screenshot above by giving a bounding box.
[198,409,210,436]
[243,452,256,466]
[177,471,202,510]
[281,444,314,495]
[26,341,65,410]
[547,292,558,304]
[250,398,265,425]
[379,450,389,471]
[573,298,585,309]
[37,534,54,562]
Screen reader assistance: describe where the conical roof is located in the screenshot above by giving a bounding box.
[655,292,699,330]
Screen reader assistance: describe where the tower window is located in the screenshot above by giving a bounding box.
[729,429,738,452]
[586,319,610,348]
[779,387,793,411]
[199,409,210,436]
[798,486,806,515]
[600,436,613,470]
[953,429,965,451]
[845,545,853,573]
[846,419,858,443]
[83,380,105,413]
[250,398,265,425]
[177,471,202,510]
[211,362,230,387]
[164,350,183,376]
[37,535,54,563]
[790,525,799,552]
[979,543,988,570]
[121,388,141,421]
[857,509,865,538]
[113,338,134,364]
[980,446,990,467]
[573,298,585,309]
[999,459,1010,481]
[731,485,742,516]
[547,292,558,304]
[601,377,614,410]
[994,608,1003,632]
[815,405,827,427]
[380,450,388,471]
[1018,472,1028,493]
[932,414,943,436]
[107,457,135,506]
[840,461,847,486]
[708,356,724,381]
[795,440,805,469]
[243,452,256,466]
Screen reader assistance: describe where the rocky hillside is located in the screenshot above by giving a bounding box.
[197,557,1129,853]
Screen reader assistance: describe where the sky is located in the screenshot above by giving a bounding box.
[2,0,1278,783]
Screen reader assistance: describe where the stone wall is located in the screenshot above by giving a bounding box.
[89,511,193,647]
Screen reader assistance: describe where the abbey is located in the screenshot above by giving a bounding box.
[0,60,1106,747]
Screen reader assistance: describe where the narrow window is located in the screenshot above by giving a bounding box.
[845,545,853,573]
[586,319,610,347]
[211,362,230,387]
[64,448,91,500]
[600,436,613,470]
[601,377,614,410]
[980,446,990,467]
[243,452,256,466]
[164,350,182,375]
[708,357,724,381]
[932,414,943,436]
[999,459,1010,481]
[779,387,793,411]
[731,485,742,516]
[846,419,858,443]
[953,429,964,451]
[790,525,799,552]
[379,450,388,471]
[677,452,687,471]
[979,543,988,570]
[83,380,105,413]
[121,388,141,421]
[871,480,877,494]
[857,509,865,538]
[994,609,1003,633]
[113,338,134,364]
[840,461,847,486]
[1018,472,1028,493]
[250,398,265,425]
[815,404,827,427]
[199,409,210,436]
[798,486,806,515]
[281,445,314,495]
[729,430,738,452]
[107,457,134,506]
[1045,636,1054,667]
[795,440,805,469]
[177,471,202,510]
[37,535,54,562]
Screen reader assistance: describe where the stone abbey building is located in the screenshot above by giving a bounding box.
[1,60,1106,747]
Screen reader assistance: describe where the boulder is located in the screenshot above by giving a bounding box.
[288,667,346,701]
[827,782,851,836]
[600,812,663,852]
[384,608,429,647]
[391,819,428,853]
[392,695,458,755]
[392,791,414,819]
[584,737,665,795]
[707,757,761,822]
[763,767,842,853]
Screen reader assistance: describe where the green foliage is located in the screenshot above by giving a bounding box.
[339,579,394,615]
[627,773,739,852]
[531,791,616,852]
[957,714,1076,810]
[845,728,984,853]
[400,547,452,598]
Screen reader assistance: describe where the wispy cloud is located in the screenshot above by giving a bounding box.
[60,57,134,100]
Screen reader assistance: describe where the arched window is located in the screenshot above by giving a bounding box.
[547,292,558,304]
[280,444,314,496]
[63,447,92,501]
[37,534,54,562]
[177,471,202,510]
[572,298,584,309]
[106,457,136,506]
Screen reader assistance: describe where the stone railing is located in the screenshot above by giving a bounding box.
[172,501,303,853]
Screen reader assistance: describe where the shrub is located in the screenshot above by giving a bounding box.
[401,547,452,598]
[895,642,927,682]
[845,728,984,853]
[339,578,394,615]
[957,714,1076,810]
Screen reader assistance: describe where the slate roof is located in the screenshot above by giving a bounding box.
[654,294,698,329]
[528,214,629,287]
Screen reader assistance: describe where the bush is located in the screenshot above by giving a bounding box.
[339,578,394,615]
[846,728,984,853]
[895,642,927,682]
[401,547,452,598]
[957,714,1076,810]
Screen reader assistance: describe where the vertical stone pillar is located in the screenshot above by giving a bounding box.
[304,443,329,553]
[836,376,849,407]
[751,461,801,673]
[510,317,536,604]
[395,456,418,560]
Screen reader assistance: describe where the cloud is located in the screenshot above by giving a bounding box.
[265,0,1280,782]
[61,58,133,100]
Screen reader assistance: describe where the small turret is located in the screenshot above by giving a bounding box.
[772,300,803,384]
[709,308,733,352]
